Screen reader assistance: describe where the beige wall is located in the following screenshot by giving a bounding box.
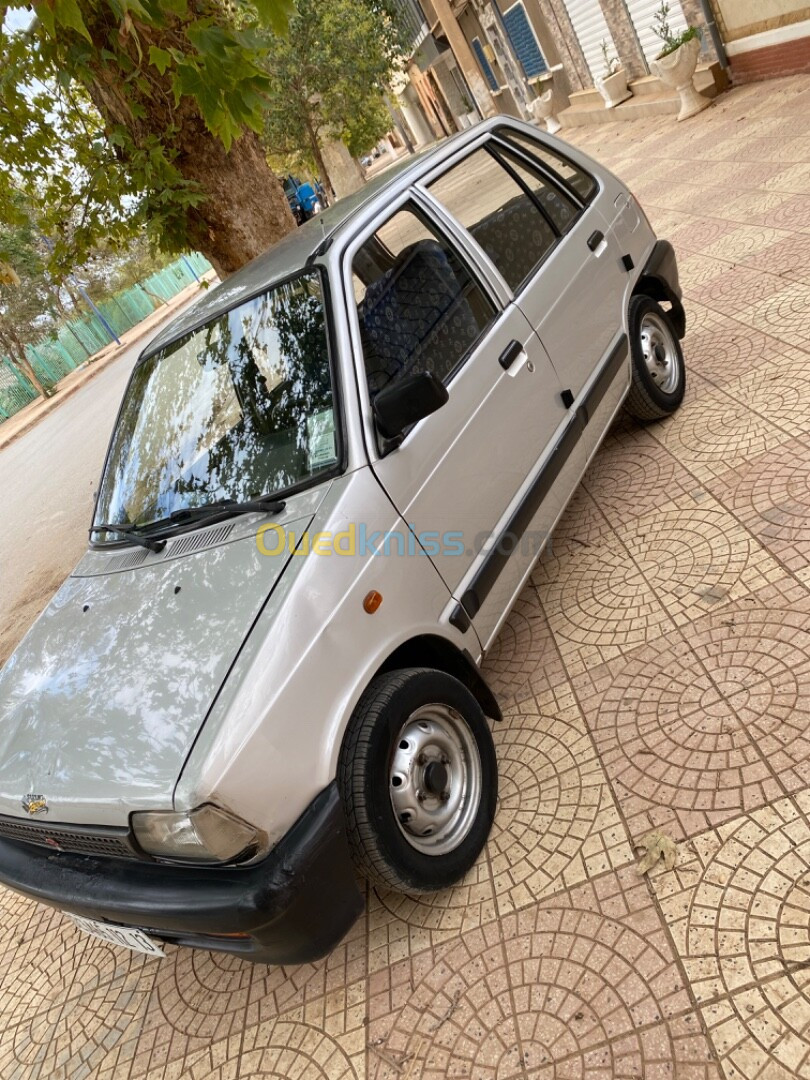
[712,0,810,40]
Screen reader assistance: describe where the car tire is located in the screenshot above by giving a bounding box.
[338,668,497,893]
[624,295,686,421]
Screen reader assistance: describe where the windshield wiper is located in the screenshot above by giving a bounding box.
[168,495,287,526]
[90,523,167,553]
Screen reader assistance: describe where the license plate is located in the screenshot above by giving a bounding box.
[66,913,165,957]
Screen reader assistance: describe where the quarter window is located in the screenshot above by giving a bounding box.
[495,146,578,234]
[428,147,557,292]
[352,204,496,398]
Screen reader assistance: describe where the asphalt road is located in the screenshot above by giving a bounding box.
[0,299,199,667]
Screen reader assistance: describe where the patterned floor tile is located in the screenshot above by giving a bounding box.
[366,867,719,1080]
[736,280,810,350]
[649,795,810,1078]
[532,524,672,677]
[720,345,810,438]
[131,919,369,1076]
[577,626,783,845]
[487,702,631,916]
[612,492,785,627]
[708,438,810,578]
[648,373,792,484]
[583,424,700,530]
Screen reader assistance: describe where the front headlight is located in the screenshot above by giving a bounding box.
[131,804,266,865]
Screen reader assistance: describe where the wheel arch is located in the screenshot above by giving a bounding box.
[372,635,503,724]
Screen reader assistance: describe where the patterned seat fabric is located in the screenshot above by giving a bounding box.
[358,240,483,397]
[469,195,556,288]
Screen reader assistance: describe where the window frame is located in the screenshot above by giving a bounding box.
[492,125,599,206]
[340,183,509,459]
[91,266,347,545]
[420,136,587,300]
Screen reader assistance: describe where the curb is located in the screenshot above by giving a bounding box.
[0,274,215,453]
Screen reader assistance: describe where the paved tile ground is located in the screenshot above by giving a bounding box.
[2,74,810,1079]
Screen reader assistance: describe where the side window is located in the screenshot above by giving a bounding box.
[352,204,496,399]
[428,147,556,292]
[498,128,598,203]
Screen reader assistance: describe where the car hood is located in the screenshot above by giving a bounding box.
[0,501,319,826]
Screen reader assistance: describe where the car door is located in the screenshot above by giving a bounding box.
[344,193,571,648]
[480,127,631,462]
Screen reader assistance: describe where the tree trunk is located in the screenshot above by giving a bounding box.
[182,129,295,276]
[80,10,296,277]
[305,118,335,203]
[0,327,51,399]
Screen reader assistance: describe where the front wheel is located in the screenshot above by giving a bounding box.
[624,295,686,421]
[338,668,497,893]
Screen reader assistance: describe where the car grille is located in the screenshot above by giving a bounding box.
[0,815,139,859]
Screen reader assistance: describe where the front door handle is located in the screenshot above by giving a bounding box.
[498,339,524,370]
[587,230,605,252]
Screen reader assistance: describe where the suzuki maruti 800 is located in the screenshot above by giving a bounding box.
[0,119,686,963]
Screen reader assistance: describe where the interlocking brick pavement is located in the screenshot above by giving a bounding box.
[2,74,810,1079]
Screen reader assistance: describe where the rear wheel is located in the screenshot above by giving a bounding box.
[338,668,497,893]
[625,295,686,421]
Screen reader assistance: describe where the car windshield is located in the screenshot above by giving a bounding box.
[93,271,338,535]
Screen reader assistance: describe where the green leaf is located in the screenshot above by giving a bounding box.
[251,0,295,35]
[148,46,173,74]
[52,0,92,41]
[35,2,56,38]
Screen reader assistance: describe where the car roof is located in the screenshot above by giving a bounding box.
[142,119,534,358]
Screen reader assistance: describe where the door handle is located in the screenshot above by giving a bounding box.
[587,230,605,252]
[498,339,523,370]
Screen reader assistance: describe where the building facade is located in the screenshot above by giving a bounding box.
[398,0,809,132]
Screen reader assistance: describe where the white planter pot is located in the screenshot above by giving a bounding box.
[650,36,711,121]
[530,88,562,134]
[598,68,632,109]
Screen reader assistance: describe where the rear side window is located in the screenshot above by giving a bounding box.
[428,147,558,292]
[352,204,496,398]
[497,128,598,203]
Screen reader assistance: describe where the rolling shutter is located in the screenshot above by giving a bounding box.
[559,0,616,85]
[625,0,689,66]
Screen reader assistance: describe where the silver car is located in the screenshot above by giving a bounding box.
[0,118,686,964]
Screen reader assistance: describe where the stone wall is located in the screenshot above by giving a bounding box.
[710,0,810,41]
[598,0,647,78]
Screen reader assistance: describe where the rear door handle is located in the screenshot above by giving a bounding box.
[587,230,605,252]
[498,339,523,370]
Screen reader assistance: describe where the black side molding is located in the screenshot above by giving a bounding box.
[459,335,628,621]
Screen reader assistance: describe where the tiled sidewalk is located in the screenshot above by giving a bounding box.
[2,74,810,1080]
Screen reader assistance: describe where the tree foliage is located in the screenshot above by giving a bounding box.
[0,0,296,277]
[261,0,402,192]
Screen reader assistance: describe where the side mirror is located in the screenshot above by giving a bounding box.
[372,371,449,441]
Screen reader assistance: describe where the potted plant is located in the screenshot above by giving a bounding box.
[530,88,562,134]
[649,2,710,121]
[598,41,632,109]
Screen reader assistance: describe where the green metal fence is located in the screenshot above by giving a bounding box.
[0,253,211,423]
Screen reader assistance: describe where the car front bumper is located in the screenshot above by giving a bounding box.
[0,783,364,965]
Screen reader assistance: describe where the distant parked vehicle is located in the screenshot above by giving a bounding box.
[283,174,324,225]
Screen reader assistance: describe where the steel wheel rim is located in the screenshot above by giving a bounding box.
[389,704,482,856]
[639,311,679,394]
